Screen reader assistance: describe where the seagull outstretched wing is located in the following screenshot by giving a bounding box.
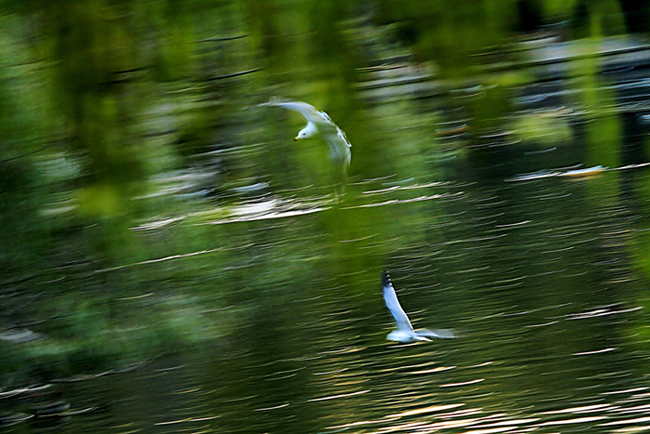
[262,99,331,126]
[382,271,414,332]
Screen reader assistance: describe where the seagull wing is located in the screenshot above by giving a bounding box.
[333,127,352,164]
[382,271,414,332]
[262,99,331,126]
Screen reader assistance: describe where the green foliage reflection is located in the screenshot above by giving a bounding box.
[0,0,645,387]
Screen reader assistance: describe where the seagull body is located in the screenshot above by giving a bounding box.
[261,98,352,166]
[382,271,454,343]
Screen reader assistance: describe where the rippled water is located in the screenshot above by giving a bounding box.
[8,167,650,434]
[4,5,650,431]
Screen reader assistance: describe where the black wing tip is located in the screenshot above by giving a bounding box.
[381,270,391,287]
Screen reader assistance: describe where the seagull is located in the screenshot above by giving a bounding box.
[382,271,454,343]
[261,98,352,166]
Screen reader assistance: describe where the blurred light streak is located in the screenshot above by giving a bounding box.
[539,416,607,426]
[132,217,185,231]
[610,427,650,433]
[566,306,642,320]
[480,418,540,427]
[155,416,219,425]
[339,233,378,243]
[440,379,485,388]
[495,221,531,228]
[525,321,559,328]
[95,246,230,272]
[603,417,650,426]
[386,403,464,418]
[542,404,612,414]
[307,390,370,402]
[410,366,456,375]
[415,417,483,430]
[573,348,616,356]
[602,388,649,396]
[376,421,427,432]
[341,194,451,209]
[456,427,516,434]
[253,403,290,411]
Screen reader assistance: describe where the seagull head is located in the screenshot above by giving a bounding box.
[295,122,317,141]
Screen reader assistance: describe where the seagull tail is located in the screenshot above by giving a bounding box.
[381,270,391,288]
[417,329,456,339]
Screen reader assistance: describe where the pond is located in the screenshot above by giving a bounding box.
[2,1,650,433]
[7,170,650,433]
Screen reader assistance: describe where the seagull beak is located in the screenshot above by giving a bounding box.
[294,137,299,141]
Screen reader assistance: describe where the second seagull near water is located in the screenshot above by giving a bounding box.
[382,271,455,343]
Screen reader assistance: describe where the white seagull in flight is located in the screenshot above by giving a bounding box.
[382,271,455,343]
[261,98,351,166]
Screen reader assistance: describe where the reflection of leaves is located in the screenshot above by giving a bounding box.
[374,0,516,78]
[542,0,582,20]
[567,40,621,169]
[0,293,226,379]
[584,112,621,168]
[465,82,512,136]
[511,114,573,146]
[77,183,123,217]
